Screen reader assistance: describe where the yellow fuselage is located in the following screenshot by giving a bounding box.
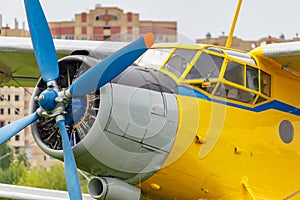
[139,48,300,200]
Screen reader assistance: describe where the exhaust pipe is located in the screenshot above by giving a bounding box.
[88,177,141,200]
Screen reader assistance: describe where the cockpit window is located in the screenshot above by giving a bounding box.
[185,51,224,80]
[136,48,172,69]
[183,48,271,105]
[261,71,271,96]
[246,66,258,91]
[224,61,244,85]
[215,83,256,104]
[136,45,271,105]
[163,49,198,78]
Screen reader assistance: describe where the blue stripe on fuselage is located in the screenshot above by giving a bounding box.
[178,85,300,116]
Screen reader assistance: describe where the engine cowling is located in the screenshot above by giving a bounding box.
[30,53,179,185]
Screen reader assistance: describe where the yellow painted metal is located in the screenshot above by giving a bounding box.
[141,90,300,199]
[242,178,257,200]
[139,43,300,199]
[150,183,161,191]
[225,0,243,48]
[249,45,266,58]
[159,47,176,70]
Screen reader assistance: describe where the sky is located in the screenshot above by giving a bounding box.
[1,0,300,41]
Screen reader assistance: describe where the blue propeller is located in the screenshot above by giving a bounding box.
[69,32,154,96]
[0,112,39,144]
[23,1,82,199]
[0,0,154,200]
[57,120,82,200]
[24,0,59,82]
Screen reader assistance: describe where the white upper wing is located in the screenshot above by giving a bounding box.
[250,41,300,74]
[0,36,127,87]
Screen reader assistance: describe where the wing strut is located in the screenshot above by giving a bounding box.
[225,0,242,48]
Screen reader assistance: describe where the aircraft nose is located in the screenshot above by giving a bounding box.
[106,65,179,151]
[75,65,179,182]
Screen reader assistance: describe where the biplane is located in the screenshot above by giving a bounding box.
[0,0,300,199]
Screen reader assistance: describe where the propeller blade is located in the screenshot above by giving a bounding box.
[69,33,154,96]
[0,112,39,144]
[56,120,82,200]
[24,0,59,82]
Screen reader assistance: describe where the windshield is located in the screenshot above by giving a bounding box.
[162,49,198,78]
[135,48,172,69]
[185,51,224,80]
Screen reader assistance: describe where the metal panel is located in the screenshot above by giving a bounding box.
[107,84,178,152]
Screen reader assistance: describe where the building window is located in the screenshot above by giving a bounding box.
[104,36,110,41]
[15,108,20,115]
[127,12,132,22]
[81,13,87,23]
[25,146,32,159]
[15,135,20,141]
[15,95,20,101]
[15,147,20,154]
[8,108,10,115]
[65,35,74,40]
[0,95,3,101]
[0,121,4,127]
[114,35,120,42]
[7,95,10,101]
[127,36,133,42]
[0,108,4,115]
[155,35,163,42]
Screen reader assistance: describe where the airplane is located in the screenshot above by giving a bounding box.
[1,0,300,199]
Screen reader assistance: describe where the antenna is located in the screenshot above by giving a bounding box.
[225,0,242,48]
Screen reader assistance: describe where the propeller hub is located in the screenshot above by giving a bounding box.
[38,89,58,111]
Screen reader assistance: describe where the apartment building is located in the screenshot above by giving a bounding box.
[0,16,30,37]
[0,86,58,168]
[49,5,177,42]
[196,34,300,51]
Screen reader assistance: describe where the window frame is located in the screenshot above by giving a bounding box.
[180,48,271,105]
[162,48,198,79]
[184,50,225,81]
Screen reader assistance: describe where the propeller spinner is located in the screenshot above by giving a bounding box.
[0,0,154,199]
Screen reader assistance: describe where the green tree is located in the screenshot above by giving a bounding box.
[0,143,13,170]
[17,164,67,190]
[16,151,30,168]
[0,162,27,184]
[17,163,89,193]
